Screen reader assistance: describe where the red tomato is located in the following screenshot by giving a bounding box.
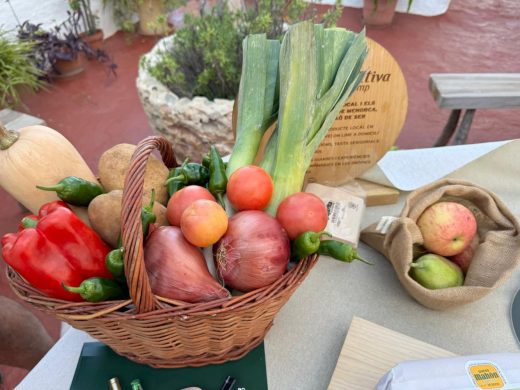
[276,192,328,239]
[227,166,274,211]
[166,186,216,226]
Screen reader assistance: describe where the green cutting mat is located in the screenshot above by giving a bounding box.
[70,342,267,390]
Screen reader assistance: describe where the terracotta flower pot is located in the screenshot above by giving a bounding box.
[138,0,170,36]
[81,29,104,50]
[53,53,86,79]
[363,0,397,27]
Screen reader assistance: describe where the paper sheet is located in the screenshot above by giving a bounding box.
[360,140,520,202]
[328,317,454,390]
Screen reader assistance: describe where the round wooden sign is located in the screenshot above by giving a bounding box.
[305,38,408,185]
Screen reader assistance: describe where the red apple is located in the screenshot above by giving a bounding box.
[417,201,477,257]
[450,234,479,274]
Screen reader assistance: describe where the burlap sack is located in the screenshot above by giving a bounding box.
[361,179,520,310]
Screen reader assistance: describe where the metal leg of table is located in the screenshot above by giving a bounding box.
[453,109,476,145]
[434,109,461,147]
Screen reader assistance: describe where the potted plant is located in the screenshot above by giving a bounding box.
[103,0,186,35]
[17,21,86,78]
[68,0,104,49]
[138,0,187,35]
[362,0,413,27]
[102,0,138,33]
[137,0,342,160]
[0,30,44,108]
[18,20,116,79]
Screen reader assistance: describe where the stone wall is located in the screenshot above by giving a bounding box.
[136,36,234,162]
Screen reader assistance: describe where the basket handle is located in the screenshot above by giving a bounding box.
[121,136,178,313]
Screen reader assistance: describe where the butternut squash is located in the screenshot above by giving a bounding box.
[0,124,98,215]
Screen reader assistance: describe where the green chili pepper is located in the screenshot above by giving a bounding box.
[164,158,209,188]
[166,166,185,197]
[115,190,157,247]
[105,247,125,279]
[291,231,332,260]
[141,189,157,238]
[208,145,227,207]
[202,152,211,169]
[317,240,372,265]
[36,176,104,206]
[62,277,125,302]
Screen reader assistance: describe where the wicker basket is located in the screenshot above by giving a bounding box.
[6,136,317,368]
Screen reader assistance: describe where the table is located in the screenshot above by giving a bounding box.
[17,147,520,390]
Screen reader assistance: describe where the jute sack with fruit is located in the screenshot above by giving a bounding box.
[361,178,520,310]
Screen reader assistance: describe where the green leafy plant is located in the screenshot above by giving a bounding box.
[69,0,99,35]
[17,21,117,79]
[145,0,343,100]
[103,0,186,32]
[146,4,242,99]
[0,31,44,108]
[103,0,138,32]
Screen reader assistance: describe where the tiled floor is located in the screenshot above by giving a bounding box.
[1,1,519,387]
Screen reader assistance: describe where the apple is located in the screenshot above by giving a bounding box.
[450,234,479,274]
[417,201,477,257]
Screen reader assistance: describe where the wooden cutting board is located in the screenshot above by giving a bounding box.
[306,38,408,185]
[328,317,455,389]
[349,179,400,206]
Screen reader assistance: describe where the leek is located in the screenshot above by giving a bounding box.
[225,34,280,177]
[261,21,368,215]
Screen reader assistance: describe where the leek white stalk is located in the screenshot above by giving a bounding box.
[225,34,280,177]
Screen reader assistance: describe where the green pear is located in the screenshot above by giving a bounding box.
[409,254,464,289]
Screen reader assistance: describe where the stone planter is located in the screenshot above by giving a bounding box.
[136,36,234,162]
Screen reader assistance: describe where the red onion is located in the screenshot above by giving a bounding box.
[213,210,290,292]
[144,226,229,303]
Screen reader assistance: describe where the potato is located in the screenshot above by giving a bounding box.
[98,143,169,205]
[88,190,168,248]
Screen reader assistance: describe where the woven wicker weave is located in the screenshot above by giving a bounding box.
[6,136,317,368]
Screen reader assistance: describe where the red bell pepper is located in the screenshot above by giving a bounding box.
[1,201,112,301]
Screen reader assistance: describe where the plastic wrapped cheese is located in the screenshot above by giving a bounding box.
[376,353,520,390]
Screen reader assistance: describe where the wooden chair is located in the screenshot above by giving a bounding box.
[429,73,520,146]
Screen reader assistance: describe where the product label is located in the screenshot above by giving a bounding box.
[305,183,365,245]
[465,361,517,389]
[305,38,408,185]
[375,216,398,235]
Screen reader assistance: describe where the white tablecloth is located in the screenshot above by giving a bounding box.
[17,143,520,390]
